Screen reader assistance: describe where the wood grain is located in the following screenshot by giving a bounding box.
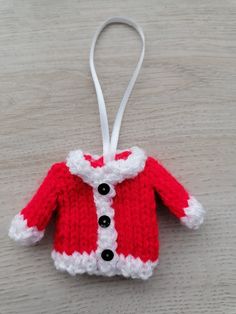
[0,1,236,313]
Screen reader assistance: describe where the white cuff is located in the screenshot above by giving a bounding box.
[8,213,44,246]
[180,196,205,230]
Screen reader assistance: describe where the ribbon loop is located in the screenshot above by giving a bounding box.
[90,17,145,162]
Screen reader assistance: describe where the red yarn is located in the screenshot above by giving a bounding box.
[21,154,189,262]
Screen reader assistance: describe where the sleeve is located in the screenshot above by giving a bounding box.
[148,157,205,230]
[8,164,58,246]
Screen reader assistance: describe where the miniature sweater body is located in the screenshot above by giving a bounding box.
[9,147,205,280]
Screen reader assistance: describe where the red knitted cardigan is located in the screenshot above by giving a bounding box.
[9,147,205,280]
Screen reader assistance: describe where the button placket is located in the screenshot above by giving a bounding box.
[94,181,117,264]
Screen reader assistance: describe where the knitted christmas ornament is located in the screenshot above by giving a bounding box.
[9,17,205,280]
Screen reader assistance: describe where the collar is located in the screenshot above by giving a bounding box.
[66,146,147,187]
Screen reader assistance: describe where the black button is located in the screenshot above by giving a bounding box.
[98,183,110,195]
[101,249,114,261]
[98,215,111,228]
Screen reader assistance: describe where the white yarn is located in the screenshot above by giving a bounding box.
[8,213,44,246]
[66,146,147,187]
[181,196,205,230]
[90,17,145,162]
[51,250,158,280]
[93,183,119,275]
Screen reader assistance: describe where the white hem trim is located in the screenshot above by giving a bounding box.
[8,213,44,246]
[66,146,147,187]
[51,250,158,280]
[181,196,205,230]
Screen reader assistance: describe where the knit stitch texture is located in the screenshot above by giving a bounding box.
[9,147,205,280]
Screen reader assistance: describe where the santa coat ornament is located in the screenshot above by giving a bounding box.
[9,17,205,280]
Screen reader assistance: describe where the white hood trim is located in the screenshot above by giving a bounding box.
[66,146,147,187]
[51,250,158,280]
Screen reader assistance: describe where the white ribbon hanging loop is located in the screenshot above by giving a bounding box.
[89,17,145,162]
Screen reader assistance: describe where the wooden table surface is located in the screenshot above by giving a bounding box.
[0,1,236,313]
